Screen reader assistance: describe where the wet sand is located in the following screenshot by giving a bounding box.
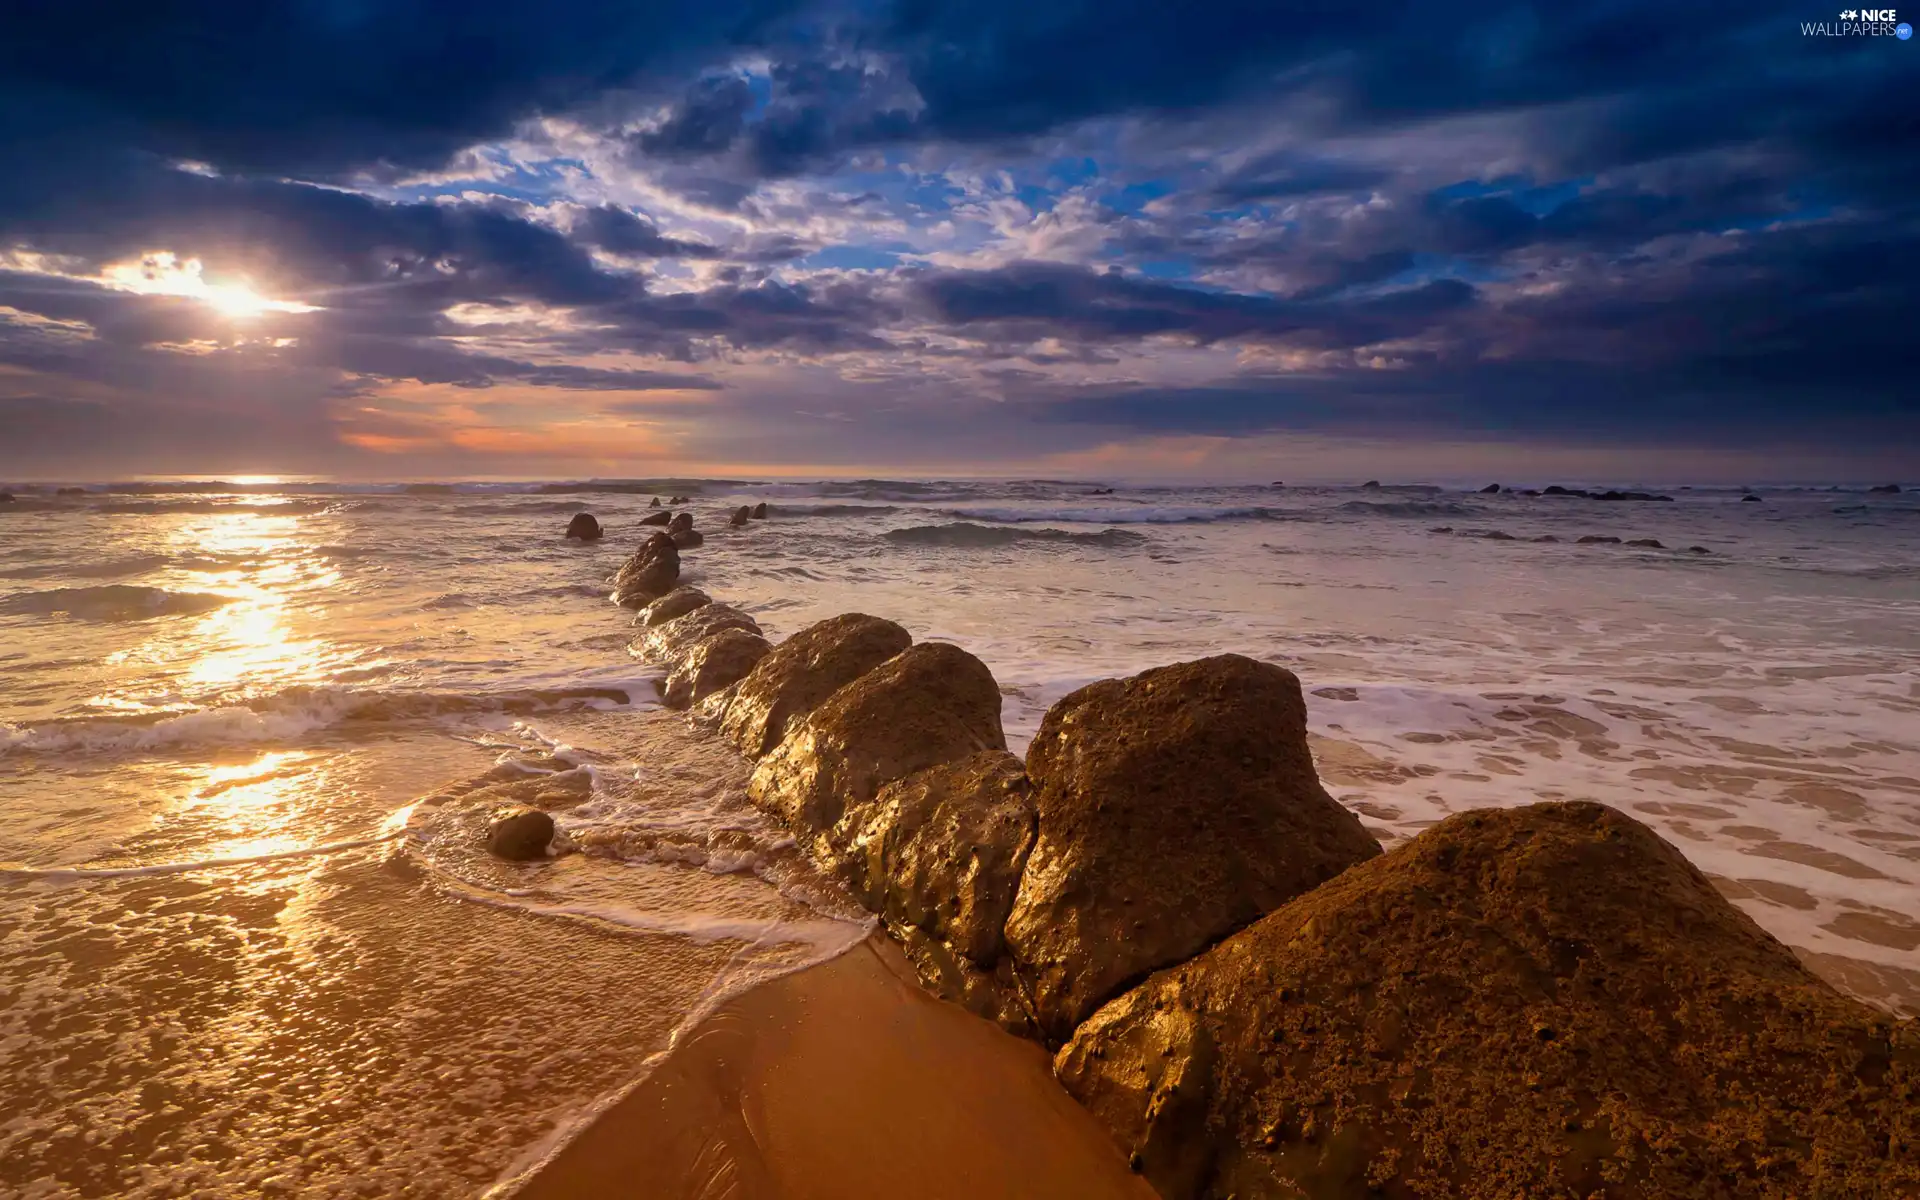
[506,935,1156,1200]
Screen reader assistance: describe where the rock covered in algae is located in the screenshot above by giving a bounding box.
[1005,654,1380,1042]
[1055,801,1920,1200]
[717,613,912,758]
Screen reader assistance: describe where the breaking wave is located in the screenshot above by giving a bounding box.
[0,585,235,621]
[883,523,1148,548]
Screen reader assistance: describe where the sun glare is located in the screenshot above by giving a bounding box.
[101,251,320,319]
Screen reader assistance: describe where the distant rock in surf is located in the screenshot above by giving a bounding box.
[1055,802,1919,1200]
[486,807,555,860]
[1532,534,1560,542]
[669,494,691,504]
[1577,535,1622,544]
[1269,481,1284,488]
[0,492,13,504]
[1594,489,1672,502]
[1627,538,1665,548]
[717,613,913,758]
[1869,483,1902,494]
[1005,655,1380,1044]
[748,641,1006,863]
[1360,480,1381,490]
[639,510,672,527]
[730,505,752,527]
[612,532,680,606]
[1428,526,1453,534]
[1480,483,1502,493]
[670,528,704,549]
[662,628,772,709]
[639,586,711,628]
[564,512,603,540]
[649,496,662,507]
[751,502,768,519]
[1688,544,1713,554]
[1742,494,1762,503]
[56,487,85,496]
[668,512,693,534]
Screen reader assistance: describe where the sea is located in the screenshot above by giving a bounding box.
[1,477,1916,1197]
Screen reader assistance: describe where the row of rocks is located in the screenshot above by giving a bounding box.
[650,604,1915,1197]
[1430,526,1713,553]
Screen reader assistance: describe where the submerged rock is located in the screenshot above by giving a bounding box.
[1576,534,1621,545]
[1869,483,1902,494]
[1056,802,1920,1200]
[751,501,768,519]
[661,628,772,709]
[718,613,913,758]
[729,504,752,527]
[670,528,704,550]
[1741,494,1763,502]
[1626,537,1665,548]
[638,586,711,627]
[639,510,672,527]
[486,807,556,860]
[1360,480,1381,490]
[1688,544,1713,554]
[748,641,1006,859]
[1480,483,1502,493]
[1594,489,1673,502]
[611,533,680,607]
[564,512,603,540]
[1005,655,1381,1043]
[667,511,694,534]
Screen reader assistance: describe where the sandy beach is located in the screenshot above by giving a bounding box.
[509,935,1156,1200]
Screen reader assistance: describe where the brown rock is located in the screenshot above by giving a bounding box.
[838,750,1036,968]
[747,641,1006,859]
[611,532,680,606]
[638,586,711,628]
[670,528,704,550]
[640,510,672,527]
[486,807,556,860]
[564,512,603,540]
[637,604,761,663]
[751,501,768,519]
[729,504,752,527]
[717,613,913,758]
[667,512,694,534]
[1005,655,1380,1043]
[1056,802,1920,1200]
[648,496,662,507]
[661,628,773,710]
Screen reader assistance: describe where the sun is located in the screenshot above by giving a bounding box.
[100,251,321,319]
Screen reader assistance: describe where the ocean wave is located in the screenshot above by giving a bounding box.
[769,503,904,517]
[83,499,336,516]
[0,585,235,621]
[884,522,1148,548]
[0,554,173,581]
[0,685,641,755]
[1336,500,1475,517]
[936,504,1299,524]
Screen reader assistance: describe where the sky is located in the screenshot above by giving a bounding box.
[0,1,1915,483]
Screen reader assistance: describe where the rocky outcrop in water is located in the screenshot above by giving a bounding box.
[1006,655,1381,1043]
[486,807,556,860]
[1870,483,1902,494]
[716,614,912,758]
[751,502,768,519]
[730,505,752,527]
[649,496,662,508]
[640,510,672,527]
[564,513,603,540]
[662,628,772,709]
[668,512,694,534]
[670,528,704,549]
[639,586,711,627]
[1480,483,1501,493]
[638,604,761,662]
[748,641,1006,861]
[612,533,680,606]
[1055,802,1920,1200]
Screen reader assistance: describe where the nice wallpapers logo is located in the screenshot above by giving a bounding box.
[1803,7,1913,34]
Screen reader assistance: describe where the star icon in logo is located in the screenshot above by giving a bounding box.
[1841,7,1857,16]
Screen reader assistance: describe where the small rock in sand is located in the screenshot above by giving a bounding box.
[487,807,555,860]
[564,512,603,540]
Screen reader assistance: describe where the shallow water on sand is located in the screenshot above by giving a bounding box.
[1,478,1916,1195]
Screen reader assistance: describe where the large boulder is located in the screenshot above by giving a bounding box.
[729,505,752,527]
[661,628,772,710]
[487,807,556,860]
[638,586,711,628]
[637,604,760,663]
[751,501,768,519]
[838,750,1036,968]
[1056,803,1920,1200]
[640,510,672,526]
[564,512,603,540]
[747,641,1006,860]
[717,613,913,758]
[1004,655,1380,1043]
[667,512,694,534]
[670,528,704,549]
[612,533,680,606]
